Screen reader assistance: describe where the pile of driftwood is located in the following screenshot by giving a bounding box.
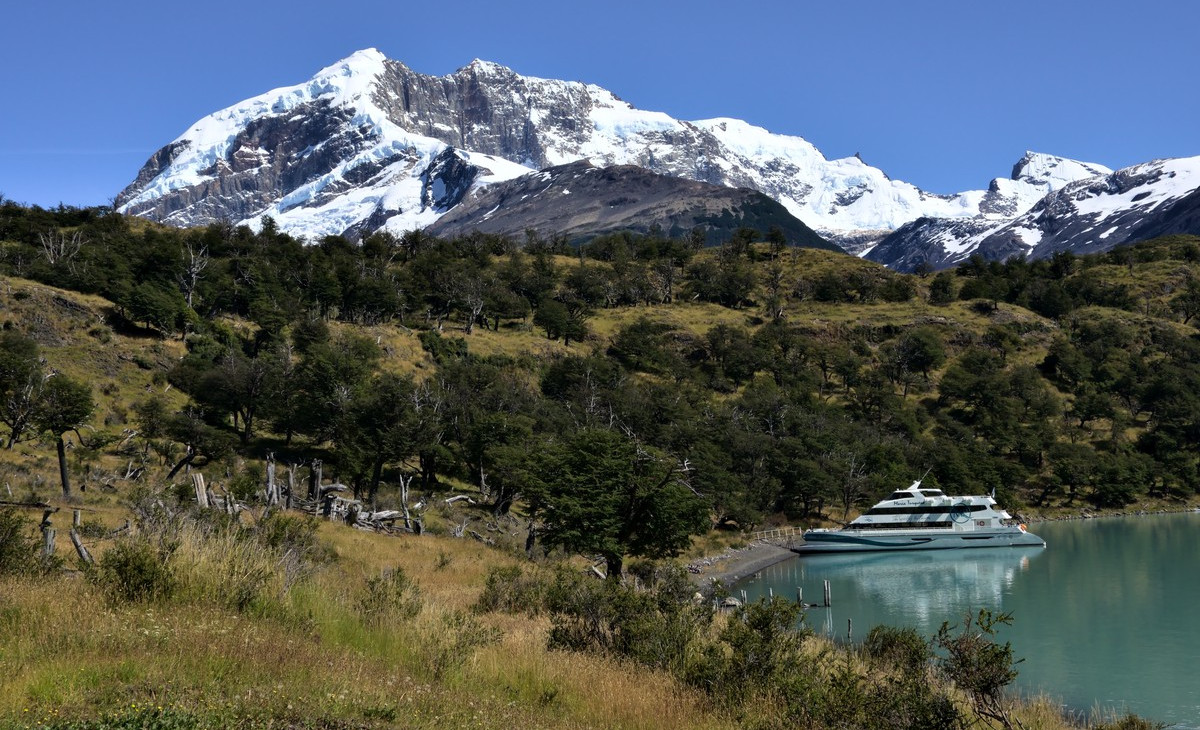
[187,458,431,535]
[8,456,506,567]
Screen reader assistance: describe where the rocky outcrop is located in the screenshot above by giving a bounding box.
[426,160,839,250]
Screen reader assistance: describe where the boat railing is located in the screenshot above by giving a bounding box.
[750,526,802,544]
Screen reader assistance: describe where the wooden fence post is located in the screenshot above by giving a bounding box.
[266,455,277,506]
[286,465,296,510]
[310,460,322,501]
[70,528,93,565]
[192,473,209,508]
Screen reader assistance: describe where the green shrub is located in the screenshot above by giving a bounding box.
[90,537,175,603]
[357,567,423,625]
[255,511,321,555]
[473,565,547,615]
[935,609,1020,730]
[420,610,502,680]
[863,624,933,674]
[227,466,263,503]
[0,508,42,576]
[1093,712,1167,730]
[545,565,711,675]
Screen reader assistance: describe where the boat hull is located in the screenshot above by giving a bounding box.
[791,528,1046,555]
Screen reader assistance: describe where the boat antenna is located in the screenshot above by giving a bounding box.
[916,466,933,487]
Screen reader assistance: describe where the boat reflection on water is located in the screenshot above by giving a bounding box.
[740,547,1046,639]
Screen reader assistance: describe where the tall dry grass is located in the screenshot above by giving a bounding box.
[0,501,1150,730]
[0,510,734,729]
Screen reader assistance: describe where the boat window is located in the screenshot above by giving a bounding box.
[918,490,944,497]
[864,505,989,516]
[850,521,955,530]
[887,492,910,500]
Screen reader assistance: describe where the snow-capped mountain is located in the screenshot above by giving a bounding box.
[868,156,1200,271]
[117,49,1199,264]
[114,49,1083,246]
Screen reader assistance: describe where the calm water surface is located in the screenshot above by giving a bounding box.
[737,512,1200,727]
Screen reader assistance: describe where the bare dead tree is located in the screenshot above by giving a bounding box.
[37,229,85,267]
[179,241,209,308]
[831,451,869,523]
[397,473,415,530]
[458,275,487,334]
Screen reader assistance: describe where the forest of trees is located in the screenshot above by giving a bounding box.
[3,198,1200,573]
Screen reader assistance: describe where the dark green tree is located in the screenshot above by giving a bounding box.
[525,428,708,579]
[928,271,957,304]
[339,372,422,508]
[0,331,43,448]
[126,281,190,335]
[935,609,1022,730]
[32,374,94,497]
[163,407,236,479]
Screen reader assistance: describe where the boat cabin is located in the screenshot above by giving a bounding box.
[884,485,945,501]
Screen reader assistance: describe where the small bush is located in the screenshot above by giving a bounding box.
[1093,712,1167,730]
[90,537,175,603]
[0,508,43,576]
[473,565,547,615]
[863,624,933,674]
[545,565,712,675]
[420,610,502,680]
[256,511,321,555]
[357,567,423,625]
[76,517,110,539]
[227,466,263,503]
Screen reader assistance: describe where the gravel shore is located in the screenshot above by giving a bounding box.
[688,541,796,587]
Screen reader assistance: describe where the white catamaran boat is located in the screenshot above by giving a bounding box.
[793,480,1046,554]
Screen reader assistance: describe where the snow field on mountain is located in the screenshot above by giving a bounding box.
[120,47,1197,266]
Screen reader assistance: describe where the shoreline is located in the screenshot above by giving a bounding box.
[688,541,796,588]
[686,502,1200,589]
[1021,502,1199,524]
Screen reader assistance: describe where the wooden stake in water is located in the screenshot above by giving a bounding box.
[823,580,831,607]
[847,618,853,641]
[796,587,804,605]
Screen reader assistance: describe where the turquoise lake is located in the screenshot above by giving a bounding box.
[736,512,1200,727]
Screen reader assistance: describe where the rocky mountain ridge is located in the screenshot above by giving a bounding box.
[115,49,1199,266]
[425,160,838,250]
[867,156,1200,271]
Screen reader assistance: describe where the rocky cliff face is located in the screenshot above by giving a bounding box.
[426,160,838,250]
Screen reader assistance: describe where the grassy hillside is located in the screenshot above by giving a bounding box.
[2,202,1194,728]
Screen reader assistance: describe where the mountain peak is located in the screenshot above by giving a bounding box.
[318,48,388,79]
[1011,151,1111,188]
[459,58,513,76]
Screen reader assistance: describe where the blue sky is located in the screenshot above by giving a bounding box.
[1,0,1196,208]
